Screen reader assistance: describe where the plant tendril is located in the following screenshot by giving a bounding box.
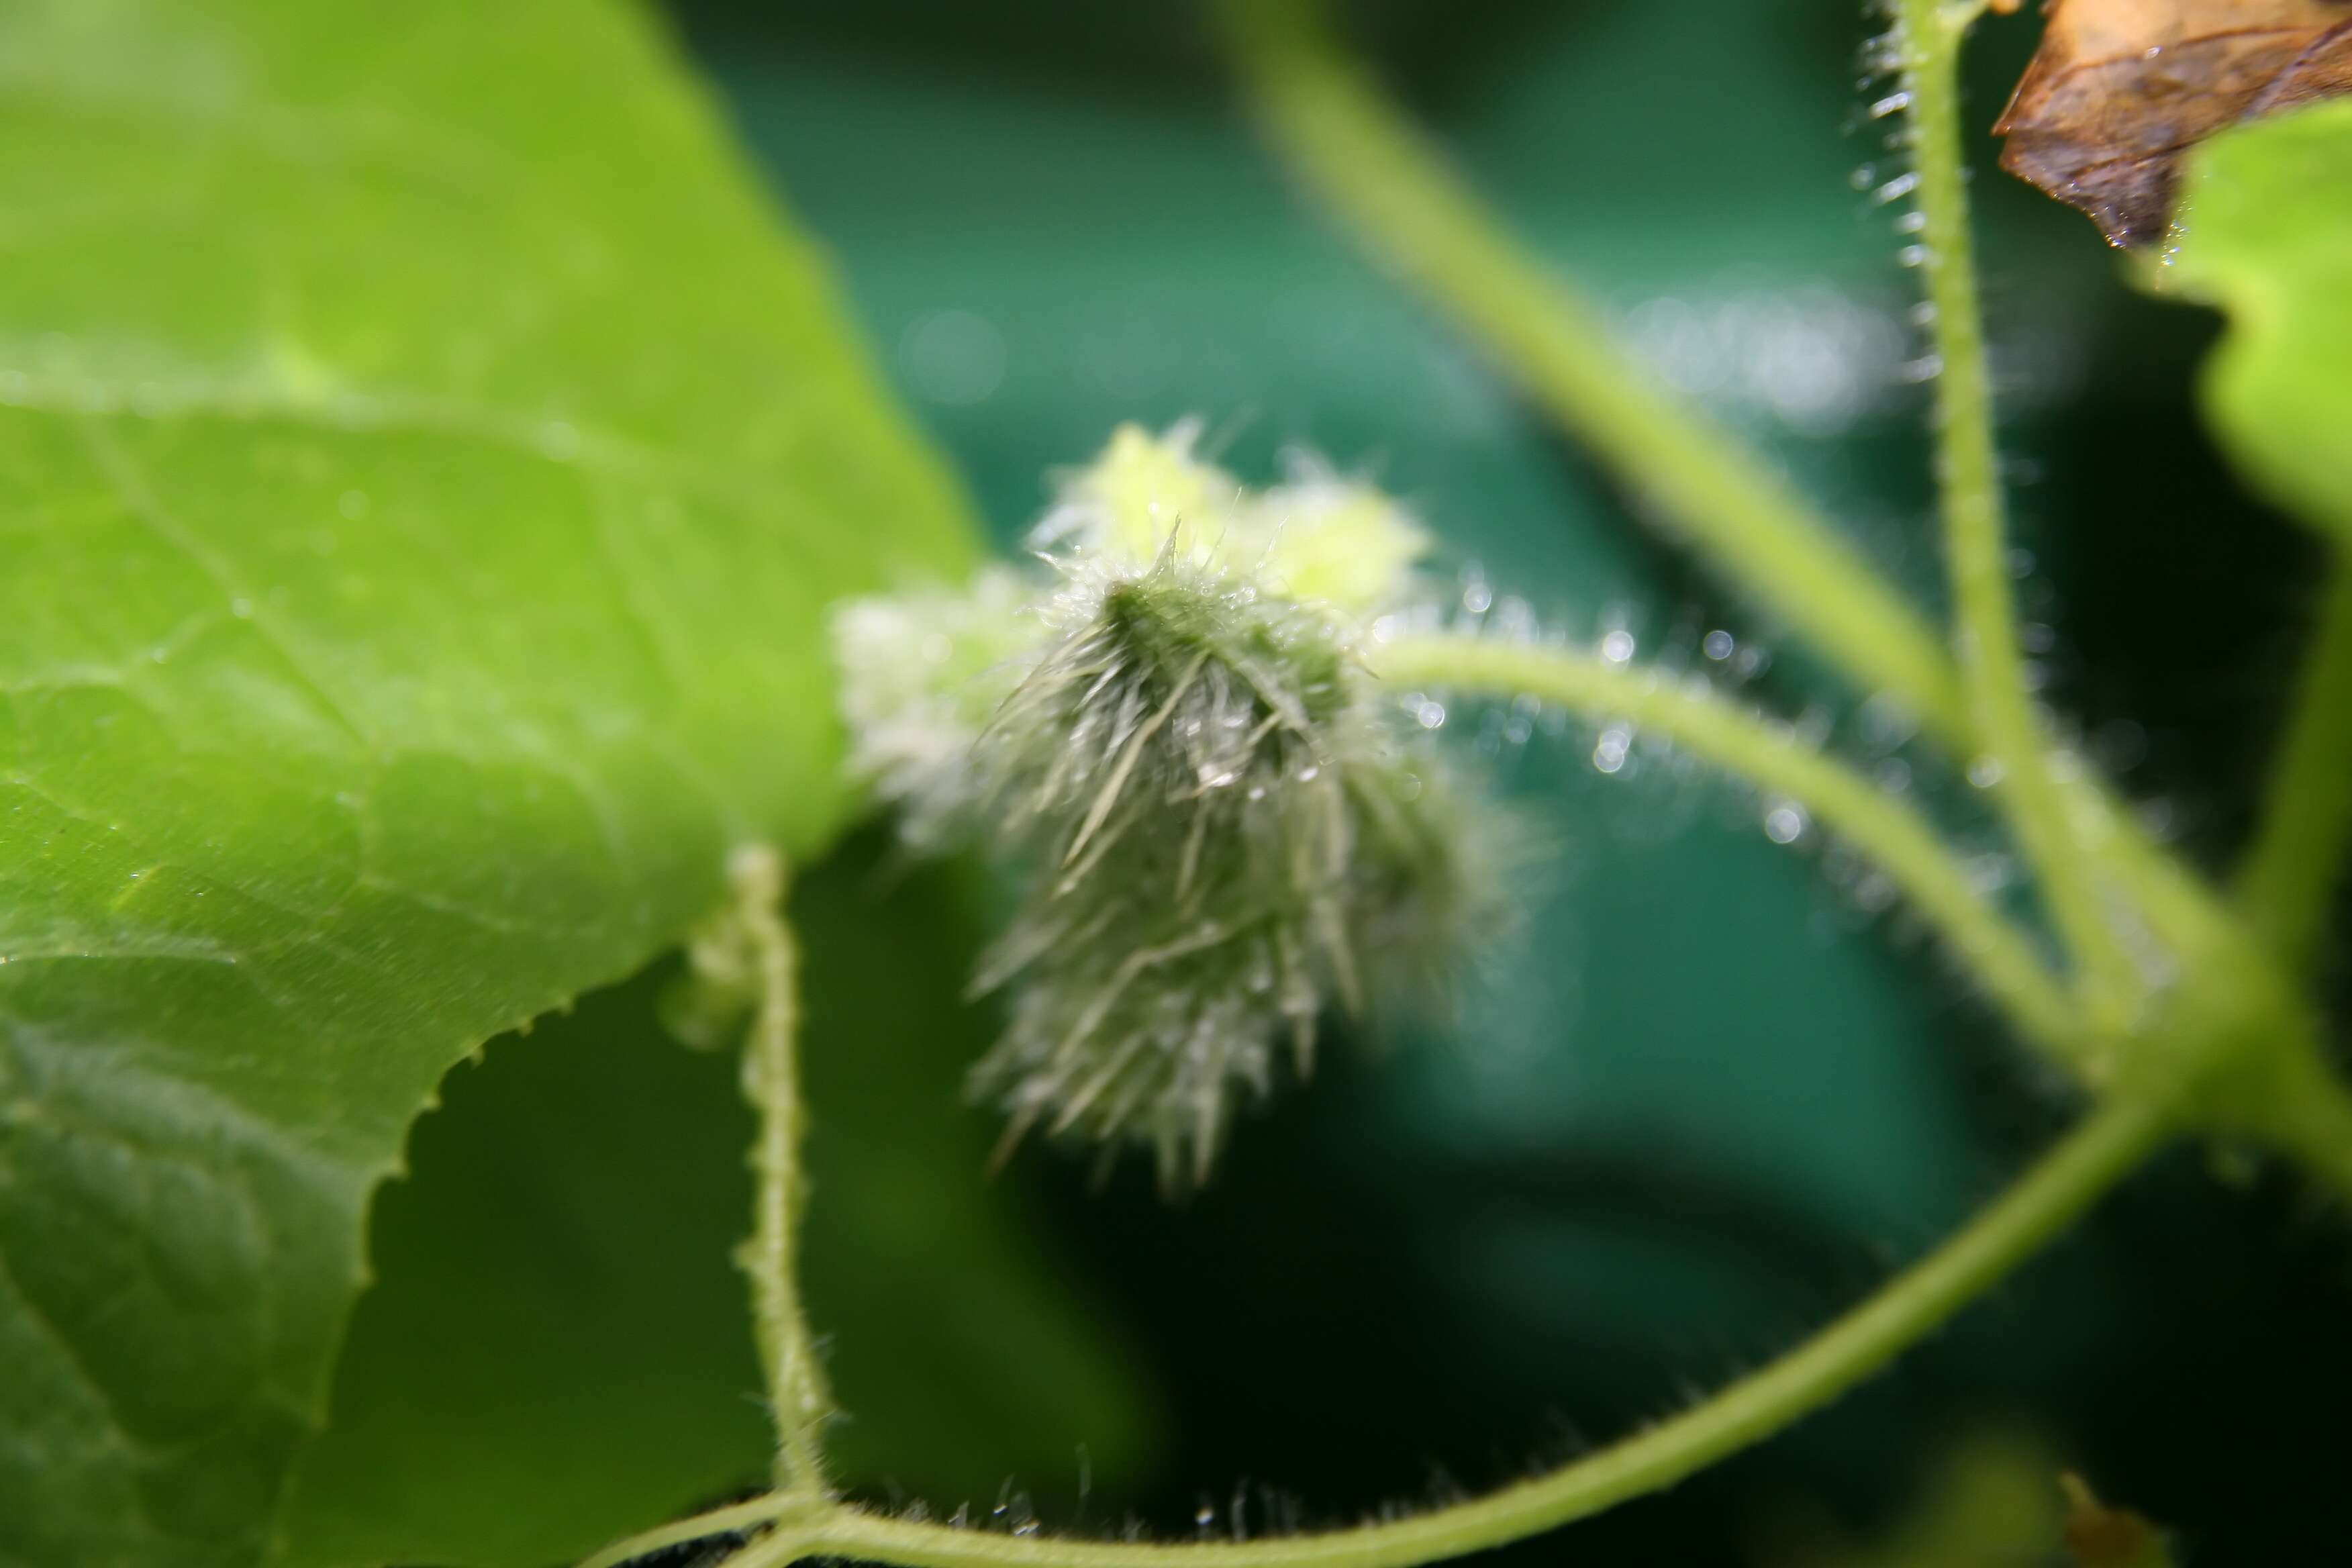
[706,846,833,1494]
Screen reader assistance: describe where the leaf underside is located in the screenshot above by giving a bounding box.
[2155,98,2352,544]
[279,841,1155,1568]
[0,2,977,1563]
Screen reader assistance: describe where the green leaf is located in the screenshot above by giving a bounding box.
[0,1,976,1563]
[276,840,1154,1568]
[2157,99,2352,543]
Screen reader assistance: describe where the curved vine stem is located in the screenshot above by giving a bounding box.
[1374,632,2081,1057]
[1888,0,2143,1032]
[1213,0,1969,745]
[2235,550,2352,977]
[615,1096,2163,1568]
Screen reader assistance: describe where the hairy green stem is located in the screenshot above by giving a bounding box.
[728,1527,827,1568]
[1214,0,1969,744]
[576,1495,807,1568]
[750,1098,2164,1568]
[1890,0,2143,1028]
[726,845,833,1493]
[1209,0,2328,1026]
[1377,632,2081,1057]
[1218,0,2219,1038]
[2236,550,2352,976]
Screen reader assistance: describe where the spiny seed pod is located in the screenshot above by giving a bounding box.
[832,425,1500,1185]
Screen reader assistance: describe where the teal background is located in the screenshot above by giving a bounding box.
[654,2,2348,1561]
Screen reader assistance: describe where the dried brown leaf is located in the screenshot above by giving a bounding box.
[1995,0,2352,244]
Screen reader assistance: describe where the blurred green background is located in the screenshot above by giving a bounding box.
[355,1,2352,1563]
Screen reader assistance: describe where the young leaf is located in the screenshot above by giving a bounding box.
[1996,0,2352,245]
[0,2,975,1564]
[2153,99,2352,543]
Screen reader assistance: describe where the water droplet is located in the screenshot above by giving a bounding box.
[1869,91,1912,119]
[1592,726,1631,775]
[1763,802,1808,844]
[1967,853,2014,893]
[1702,629,1736,661]
[1461,579,1493,615]
[2097,719,2149,772]
[1967,756,2006,789]
[1858,693,1918,752]
[1415,699,1447,730]
[902,308,1010,406]
[1600,629,1636,665]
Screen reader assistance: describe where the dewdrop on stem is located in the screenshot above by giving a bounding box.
[831,423,1504,1186]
